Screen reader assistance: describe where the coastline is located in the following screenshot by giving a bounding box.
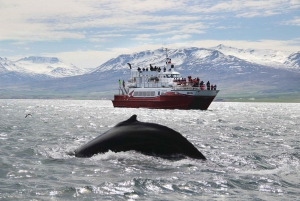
[0,93,299,103]
[1,87,300,103]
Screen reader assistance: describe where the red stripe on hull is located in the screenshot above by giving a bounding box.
[112,94,216,110]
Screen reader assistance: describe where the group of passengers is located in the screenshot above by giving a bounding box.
[173,76,217,90]
[138,64,166,72]
[203,81,217,90]
[137,63,173,73]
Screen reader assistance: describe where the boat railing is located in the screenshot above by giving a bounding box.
[173,86,197,90]
[128,81,217,90]
[173,85,217,91]
[136,82,170,88]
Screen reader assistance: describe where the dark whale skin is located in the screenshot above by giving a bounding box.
[75,115,206,160]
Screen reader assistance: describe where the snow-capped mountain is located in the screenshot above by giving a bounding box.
[0,56,90,86]
[14,56,87,77]
[0,57,17,73]
[0,57,52,85]
[92,47,246,73]
[92,47,264,75]
[211,44,299,70]
[1,46,300,99]
[92,46,300,75]
[86,47,300,97]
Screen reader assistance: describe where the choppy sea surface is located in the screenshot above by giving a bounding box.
[0,99,299,200]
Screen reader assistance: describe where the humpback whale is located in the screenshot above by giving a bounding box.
[75,115,206,160]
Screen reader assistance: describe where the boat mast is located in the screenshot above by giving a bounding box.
[164,47,168,60]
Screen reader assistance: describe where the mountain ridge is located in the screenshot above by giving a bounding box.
[211,44,299,70]
[0,56,89,80]
[1,45,300,101]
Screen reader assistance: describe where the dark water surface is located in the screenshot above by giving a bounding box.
[0,100,299,200]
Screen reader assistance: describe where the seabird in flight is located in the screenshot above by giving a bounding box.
[25,114,32,118]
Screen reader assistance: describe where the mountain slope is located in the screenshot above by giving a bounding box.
[0,56,91,86]
[0,57,54,85]
[284,52,300,69]
[14,56,87,77]
[211,44,298,70]
[5,47,299,101]
[0,57,17,73]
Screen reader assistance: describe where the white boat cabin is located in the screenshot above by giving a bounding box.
[127,61,180,89]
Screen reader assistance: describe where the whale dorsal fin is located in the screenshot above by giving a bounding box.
[127,114,137,122]
[116,115,138,126]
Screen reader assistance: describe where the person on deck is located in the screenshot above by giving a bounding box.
[201,84,205,90]
[207,81,210,90]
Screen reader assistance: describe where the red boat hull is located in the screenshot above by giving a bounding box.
[112,93,216,110]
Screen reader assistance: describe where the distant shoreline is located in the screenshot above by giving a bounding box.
[0,97,299,103]
[1,89,300,103]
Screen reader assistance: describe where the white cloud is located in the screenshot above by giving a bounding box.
[2,0,298,42]
[88,34,124,42]
[0,0,202,41]
[190,0,299,18]
[187,39,300,52]
[133,34,153,41]
[167,34,191,40]
[290,0,300,9]
[0,48,14,52]
[1,0,300,69]
[282,16,300,26]
[216,25,240,29]
[46,50,119,69]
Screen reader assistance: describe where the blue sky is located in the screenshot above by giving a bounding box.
[1,0,300,69]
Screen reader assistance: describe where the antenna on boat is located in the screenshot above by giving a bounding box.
[164,47,168,59]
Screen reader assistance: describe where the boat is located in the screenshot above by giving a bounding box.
[112,49,219,110]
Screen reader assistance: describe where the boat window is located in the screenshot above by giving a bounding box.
[158,91,160,95]
[132,91,156,96]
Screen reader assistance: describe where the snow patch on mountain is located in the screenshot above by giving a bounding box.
[13,56,88,77]
[91,47,256,74]
[284,52,300,68]
[0,57,25,73]
[92,49,168,73]
[211,44,292,68]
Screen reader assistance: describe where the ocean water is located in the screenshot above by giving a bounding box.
[0,99,299,200]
